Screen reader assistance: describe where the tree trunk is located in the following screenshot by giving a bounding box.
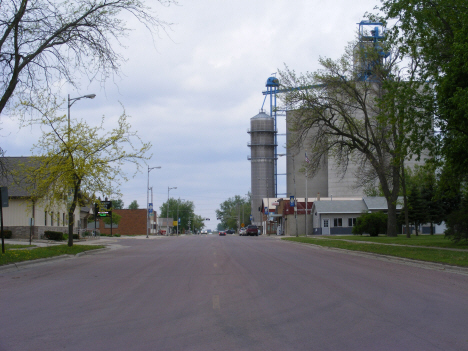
[386,201,398,237]
[401,161,411,238]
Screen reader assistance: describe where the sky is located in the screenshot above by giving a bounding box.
[2,0,381,231]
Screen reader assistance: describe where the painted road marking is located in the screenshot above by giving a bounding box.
[212,295,220,310]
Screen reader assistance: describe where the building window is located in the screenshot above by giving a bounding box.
[333,218,342,227]
[63,213,66,226]
[57,213,60,226]
[51,212,54,226]
[348,218,357,227]
[45,211,47,226]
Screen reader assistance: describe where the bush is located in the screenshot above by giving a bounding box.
[44,231,65,241]
[73,234,79,239]
[352,212,387,237]
[2,230,12,239]
[445,207,468,243]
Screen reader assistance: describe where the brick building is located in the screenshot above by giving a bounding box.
[91,209,150,236]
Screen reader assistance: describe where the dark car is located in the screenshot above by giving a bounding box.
[245,225,259,236]
[219,230,226,236]
[226,229,235,234]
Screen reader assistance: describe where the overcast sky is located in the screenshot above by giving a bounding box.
[3,0,380,230]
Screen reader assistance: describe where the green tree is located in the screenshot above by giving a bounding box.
[159,199,202,234]
[102,212,122,226]
[128,200,139,210]
[280,32,434,237]
[377,0,468,184]
[22,101,150,246]
[353,212,388,237]
[216,194,251,231]
[112,199,124,209]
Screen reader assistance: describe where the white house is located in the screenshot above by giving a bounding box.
[0,157,83,239]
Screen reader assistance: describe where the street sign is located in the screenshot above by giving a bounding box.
[290,196,295,207]
[148,203,153,214]
[265,206,269,215]
[241,223,244,227]
[0,187,8,207]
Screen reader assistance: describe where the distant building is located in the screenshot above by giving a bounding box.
[89,209,149,236]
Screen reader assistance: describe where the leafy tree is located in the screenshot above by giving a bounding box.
[376,0,468,183]
[406,182,427,235]
[353,212,388,237]
[444,198,468,244]
[22,100,150,246]
[112,199,124,210]
[216,194,251,231]
[280,32,434,237]
[128,200,139,210]
[159,199,202,234]
[102,213,122,226]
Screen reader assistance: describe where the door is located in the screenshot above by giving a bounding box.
[322,218,330,235]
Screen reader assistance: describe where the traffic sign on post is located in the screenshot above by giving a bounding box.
[148,203,153,214]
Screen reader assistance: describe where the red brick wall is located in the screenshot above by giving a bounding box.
[98,209,149,235]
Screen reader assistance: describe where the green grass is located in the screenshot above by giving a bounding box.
[0,245,105,266]
[4,244,37,249]
[283,237,468,267]
[321,234,468,249]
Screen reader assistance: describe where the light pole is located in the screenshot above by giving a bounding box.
[66,93,95,244]
[147,166,161,238]
[68,94,96,141]
[167,186,177,235]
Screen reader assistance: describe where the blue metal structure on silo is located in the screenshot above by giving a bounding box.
[355,20,390,81]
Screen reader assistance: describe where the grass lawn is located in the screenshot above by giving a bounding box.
[283,236,468,267]
[0,245,105,266]
[4,244,37,249]
[321,234,468,249]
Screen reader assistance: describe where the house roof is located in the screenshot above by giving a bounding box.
[313,200,368,214]
[363,197,404,210]
[0,157,37,197]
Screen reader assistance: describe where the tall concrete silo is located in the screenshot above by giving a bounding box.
[248,111,276,226]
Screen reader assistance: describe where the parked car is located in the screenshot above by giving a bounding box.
[245,225,259,236]
[239,227,246,236]
[219,230,226,236]
[226,229,235,234]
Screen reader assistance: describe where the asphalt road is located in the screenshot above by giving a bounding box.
[1,235,468,351]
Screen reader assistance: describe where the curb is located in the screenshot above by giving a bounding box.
[0,247,110,272]
[281,239,468,276]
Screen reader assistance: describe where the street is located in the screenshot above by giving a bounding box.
[1,235,467,351]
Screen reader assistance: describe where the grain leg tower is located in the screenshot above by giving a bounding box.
[248,111,276,226]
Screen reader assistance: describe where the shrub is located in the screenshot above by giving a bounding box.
[352,212,387,237]
[73,234,79,239]
[44,231,65,241]
[445,207,468,243]
[2,230,12,239]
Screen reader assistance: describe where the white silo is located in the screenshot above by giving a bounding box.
[248,111,276,226]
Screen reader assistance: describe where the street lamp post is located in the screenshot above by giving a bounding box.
[68,94,96,141]
[147,166,161,238]
[167,186,177,235]
[66,93,95,245]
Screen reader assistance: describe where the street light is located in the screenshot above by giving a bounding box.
[147,165,161,238]
[66,93,95,242]
[167,186,177,235]
[68,94,96,141]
